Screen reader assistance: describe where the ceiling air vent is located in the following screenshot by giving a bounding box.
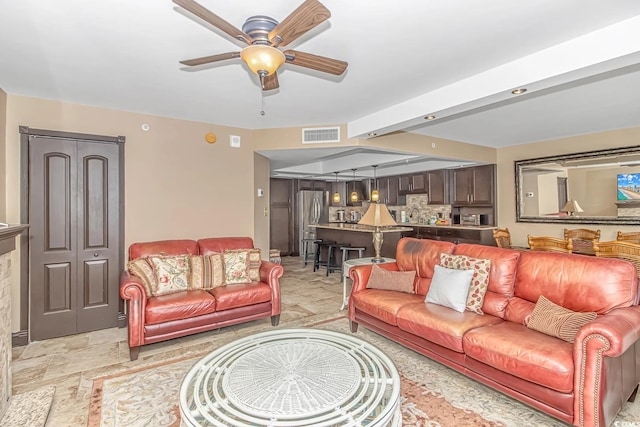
[302,127,340,144]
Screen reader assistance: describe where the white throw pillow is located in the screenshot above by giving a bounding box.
[424,265,474,313]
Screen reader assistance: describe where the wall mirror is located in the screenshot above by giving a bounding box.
[515,145,640,225]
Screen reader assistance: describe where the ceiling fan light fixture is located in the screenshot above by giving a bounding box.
[240,45,285,76]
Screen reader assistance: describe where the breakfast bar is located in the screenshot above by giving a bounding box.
[311,223,413,258]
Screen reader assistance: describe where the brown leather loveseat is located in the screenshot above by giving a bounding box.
[349,237,640,427]
[120,237,283,360]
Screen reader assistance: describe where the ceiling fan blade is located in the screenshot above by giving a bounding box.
[284,50,347,75]
[268,0,330,47]
[179,52,240,66]
[173,0,251,44]
[262,73,280,91]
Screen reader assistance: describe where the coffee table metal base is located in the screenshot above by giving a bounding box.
[180,328,401,427]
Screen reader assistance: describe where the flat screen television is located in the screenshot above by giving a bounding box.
[617,173,640,200]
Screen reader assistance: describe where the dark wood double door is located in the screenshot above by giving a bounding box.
[24,128,124,341]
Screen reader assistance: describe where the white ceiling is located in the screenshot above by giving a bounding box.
[2,0,640,176]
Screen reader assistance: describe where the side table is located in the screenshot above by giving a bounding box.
[341,257,395,309]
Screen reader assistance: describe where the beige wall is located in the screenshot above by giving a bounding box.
[497,127,640,246]
[0,88,6,221]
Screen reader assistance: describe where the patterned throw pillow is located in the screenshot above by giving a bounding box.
[127,258,155,296]
[527,295,597,343]
[440,253,491,315]
[148,255,190,296]
[190,254,225,290]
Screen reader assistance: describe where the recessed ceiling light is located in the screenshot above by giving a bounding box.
[511,88,527,95]
[368,132,378,137]
[424,115,436,120]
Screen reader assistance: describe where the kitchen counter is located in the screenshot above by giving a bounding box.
[312,223,412,258]
[401,223,497,230]
[313,223,413,233]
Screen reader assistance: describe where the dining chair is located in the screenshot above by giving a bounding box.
[616,231,640,245]
[527,235,573,253]
[492,228,512,248]
[563,228,600,255]
[594,240,640,277]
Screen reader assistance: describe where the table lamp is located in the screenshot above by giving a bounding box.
[561,200,584,216]
[358,203,397,263]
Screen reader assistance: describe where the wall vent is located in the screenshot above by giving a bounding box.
[302,127,340,144]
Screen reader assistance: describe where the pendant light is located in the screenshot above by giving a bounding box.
[333,172,341,204]
[371,165,380,203]
[350,168,359,203]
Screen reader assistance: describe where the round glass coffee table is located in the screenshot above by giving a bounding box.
[180,328,401,426]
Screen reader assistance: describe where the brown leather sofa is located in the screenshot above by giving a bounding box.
[349,237,640,427]
[120,237,284,360]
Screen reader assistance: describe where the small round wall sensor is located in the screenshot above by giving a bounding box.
[205,132,217,144]
[141,124,150,131]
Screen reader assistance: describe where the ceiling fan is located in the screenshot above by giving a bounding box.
[173,0,348,91]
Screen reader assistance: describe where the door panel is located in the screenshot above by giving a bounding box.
[30,139,78,339]
[29,136,120,340]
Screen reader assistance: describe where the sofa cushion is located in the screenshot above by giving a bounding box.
[127,257,155,296]
[210,282,272,311]
[366,264,416,293]
[512,251,638,316]
[453,244,520,319]
[440,253,491,314]
[425,265,473,313]
[396,238,456,295]
[352,290,423,326]
[222,249,261,284]
[148,255,190,296]
[198,237,255,255]
[145,290,217,325]
[463,322,574,393]
[129,239,199,260]
[527,295,597,343]
[190,254,225,290]
[397,302,503,353]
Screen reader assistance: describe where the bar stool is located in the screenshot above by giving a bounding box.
[326,242,351,276]
[301,238,320,267]
[313,240,336,272]
[341,246,366,277]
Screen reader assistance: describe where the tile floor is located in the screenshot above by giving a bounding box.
[11,255,346,426]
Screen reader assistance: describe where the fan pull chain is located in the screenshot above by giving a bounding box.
[260,87,266,116]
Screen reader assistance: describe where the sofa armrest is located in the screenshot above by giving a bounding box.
[572,305,640,427]
[348,263,400,320]
[119,270,148,349]
[259,261,284,316]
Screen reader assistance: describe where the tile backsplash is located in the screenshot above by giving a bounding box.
[328,194,451,224]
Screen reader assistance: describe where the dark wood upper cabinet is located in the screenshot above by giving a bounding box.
[376,176,405,206]
[427,169,448,205]
[329,181,346,206]
[451,164,495,206]
[298,179,326,191]
[398,172,427,194]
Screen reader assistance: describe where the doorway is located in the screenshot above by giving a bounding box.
[20,127,125,341]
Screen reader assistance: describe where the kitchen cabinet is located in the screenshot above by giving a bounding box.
[269,178,295,255]
[329,181,346,206]
[398,172,427,194]
[410,226,496,246]
[298,179,326,191]
[451,164,495,206]
[376,176,406,206]
[427,169,448,205]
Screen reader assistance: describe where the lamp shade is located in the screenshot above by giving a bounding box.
[240,45,285,76]
[562,200,584,215]
[358,203,397,227]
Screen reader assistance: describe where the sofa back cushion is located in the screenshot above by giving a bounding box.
[198,237,255,255]
[395,238,456,295]
[453,244,520,319]
[128,239,199,261]
[506,251,638,324]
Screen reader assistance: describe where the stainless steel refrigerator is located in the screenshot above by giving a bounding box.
[298,190,328,254]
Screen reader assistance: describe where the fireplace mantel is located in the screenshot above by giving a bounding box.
[0,225,28,256]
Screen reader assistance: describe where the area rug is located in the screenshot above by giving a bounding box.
[87,317,640,426]
[0,385,55,427]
